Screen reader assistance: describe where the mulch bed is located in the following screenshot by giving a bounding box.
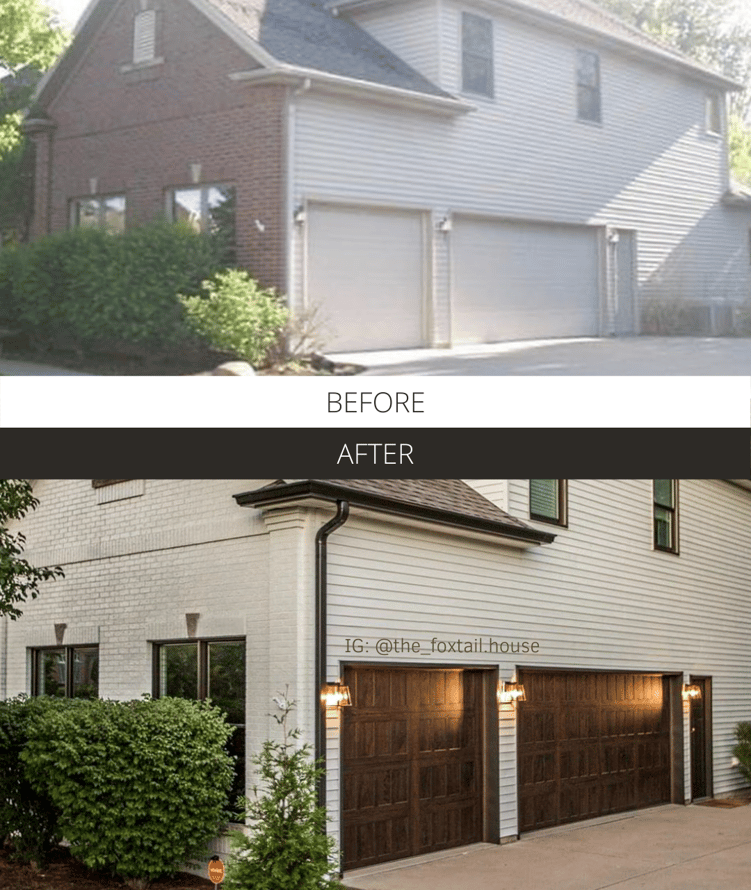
[695,794,751,808]
[0,846,215,890]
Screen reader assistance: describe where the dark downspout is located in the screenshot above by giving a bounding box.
[315,499,350,810]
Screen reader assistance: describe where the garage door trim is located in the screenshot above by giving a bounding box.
[340,663,499,871]
[516,667,683,834]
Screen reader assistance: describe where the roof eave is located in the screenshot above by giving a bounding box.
[234,479,555,546]
[331,0,741,91]
[229,64,473,115]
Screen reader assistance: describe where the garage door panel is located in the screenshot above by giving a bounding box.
[307,204,425,352]
[452,218,600,344]
[343,666,485,870]
[518,670,671,833]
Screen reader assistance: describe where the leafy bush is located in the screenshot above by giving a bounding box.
[1,222,224,351]
[0,696,61,867]
[733,722,751,783]
[224,694,343,890]
[179,269,288,368]
[22,696,235,888]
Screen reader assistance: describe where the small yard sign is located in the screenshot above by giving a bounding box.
[208,855,225,886]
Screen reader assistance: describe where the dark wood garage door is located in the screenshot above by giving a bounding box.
[518,670,671,832]
[342,666,485,870]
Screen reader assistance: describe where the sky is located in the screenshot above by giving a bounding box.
[48,0,91,30]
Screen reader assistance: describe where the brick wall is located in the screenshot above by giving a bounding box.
[33,0,288,292]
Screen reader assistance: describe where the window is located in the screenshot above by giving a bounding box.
[462,12,493,98]
[71,196,125,233]
[154,639,245,810]
[653,480,678,552]
[706,92,722,134]
[577,50,601,122]
[133,9,156,64]
[169,184,236,263]
[32,646,99,698]
[530,480,567,525]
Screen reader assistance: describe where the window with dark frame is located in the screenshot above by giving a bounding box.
[462,12,494,98]
[31,646,99,698]
[653,480,678,552]
[154,638,246,812]
[529,480,567,525]
[577,50,601,122]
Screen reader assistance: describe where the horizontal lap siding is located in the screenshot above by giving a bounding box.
[295,4,745,315]
[326,481,751,842]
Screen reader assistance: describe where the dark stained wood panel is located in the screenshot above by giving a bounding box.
[342,666,484,869]
[518,670,671,832]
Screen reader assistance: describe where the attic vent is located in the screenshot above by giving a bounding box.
[133,9,156,64]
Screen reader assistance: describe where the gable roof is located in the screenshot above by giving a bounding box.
[207,0,451,97]
[234,479,555,545]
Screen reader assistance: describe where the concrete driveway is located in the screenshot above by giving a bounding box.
[329,336,751,375]
[343,804,751,890]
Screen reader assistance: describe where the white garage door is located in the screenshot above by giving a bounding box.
[307,204,426,352]
[451,217,602,344]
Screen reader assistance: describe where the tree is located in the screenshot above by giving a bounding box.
[225,693,344,890]
[0,479,63,619]
[0,0,69,242]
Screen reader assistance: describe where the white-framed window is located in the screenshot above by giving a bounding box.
[462,11,493,98]
[133,9,156,64]
[705,92,722,135]
[71,195,126,233]
[577,49,601,122]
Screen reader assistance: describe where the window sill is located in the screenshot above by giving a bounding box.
[120,57,164,74]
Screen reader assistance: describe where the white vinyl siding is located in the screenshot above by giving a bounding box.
[133,9,156,64]
[292,1,747,343]
[324,480,751,843]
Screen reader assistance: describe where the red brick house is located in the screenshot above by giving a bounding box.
[25,0,749,351]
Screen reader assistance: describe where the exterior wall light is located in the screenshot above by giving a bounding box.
[293,205,306,225]
[682,683,702,701]
[437,215,452,233]
[498,681,526,704]
[322,683,352,708]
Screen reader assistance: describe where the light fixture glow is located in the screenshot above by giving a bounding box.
[682,683,702,701]
[322,683,352,708]
[498,680,526,704]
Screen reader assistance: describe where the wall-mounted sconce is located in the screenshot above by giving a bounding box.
[606,226,620,244]
[293,205,306,225]
[682,683,702,701]
[498,680,526,704]
[254,219,266,233]
[437,215,452,233]
[322,683,352,708]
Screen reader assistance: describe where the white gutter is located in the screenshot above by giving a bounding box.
[229,65,474,116]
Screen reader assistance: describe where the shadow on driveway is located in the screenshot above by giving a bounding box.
[328,337,751,376]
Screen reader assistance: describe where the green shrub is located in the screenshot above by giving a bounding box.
[22,696,235,888]
[224,694,343,890]
[3,222,224,351]
[733,722,751,783]
[0,696,61,867]
[179,269,288,368]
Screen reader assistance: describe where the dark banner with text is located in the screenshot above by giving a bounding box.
[0,428,748,478]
